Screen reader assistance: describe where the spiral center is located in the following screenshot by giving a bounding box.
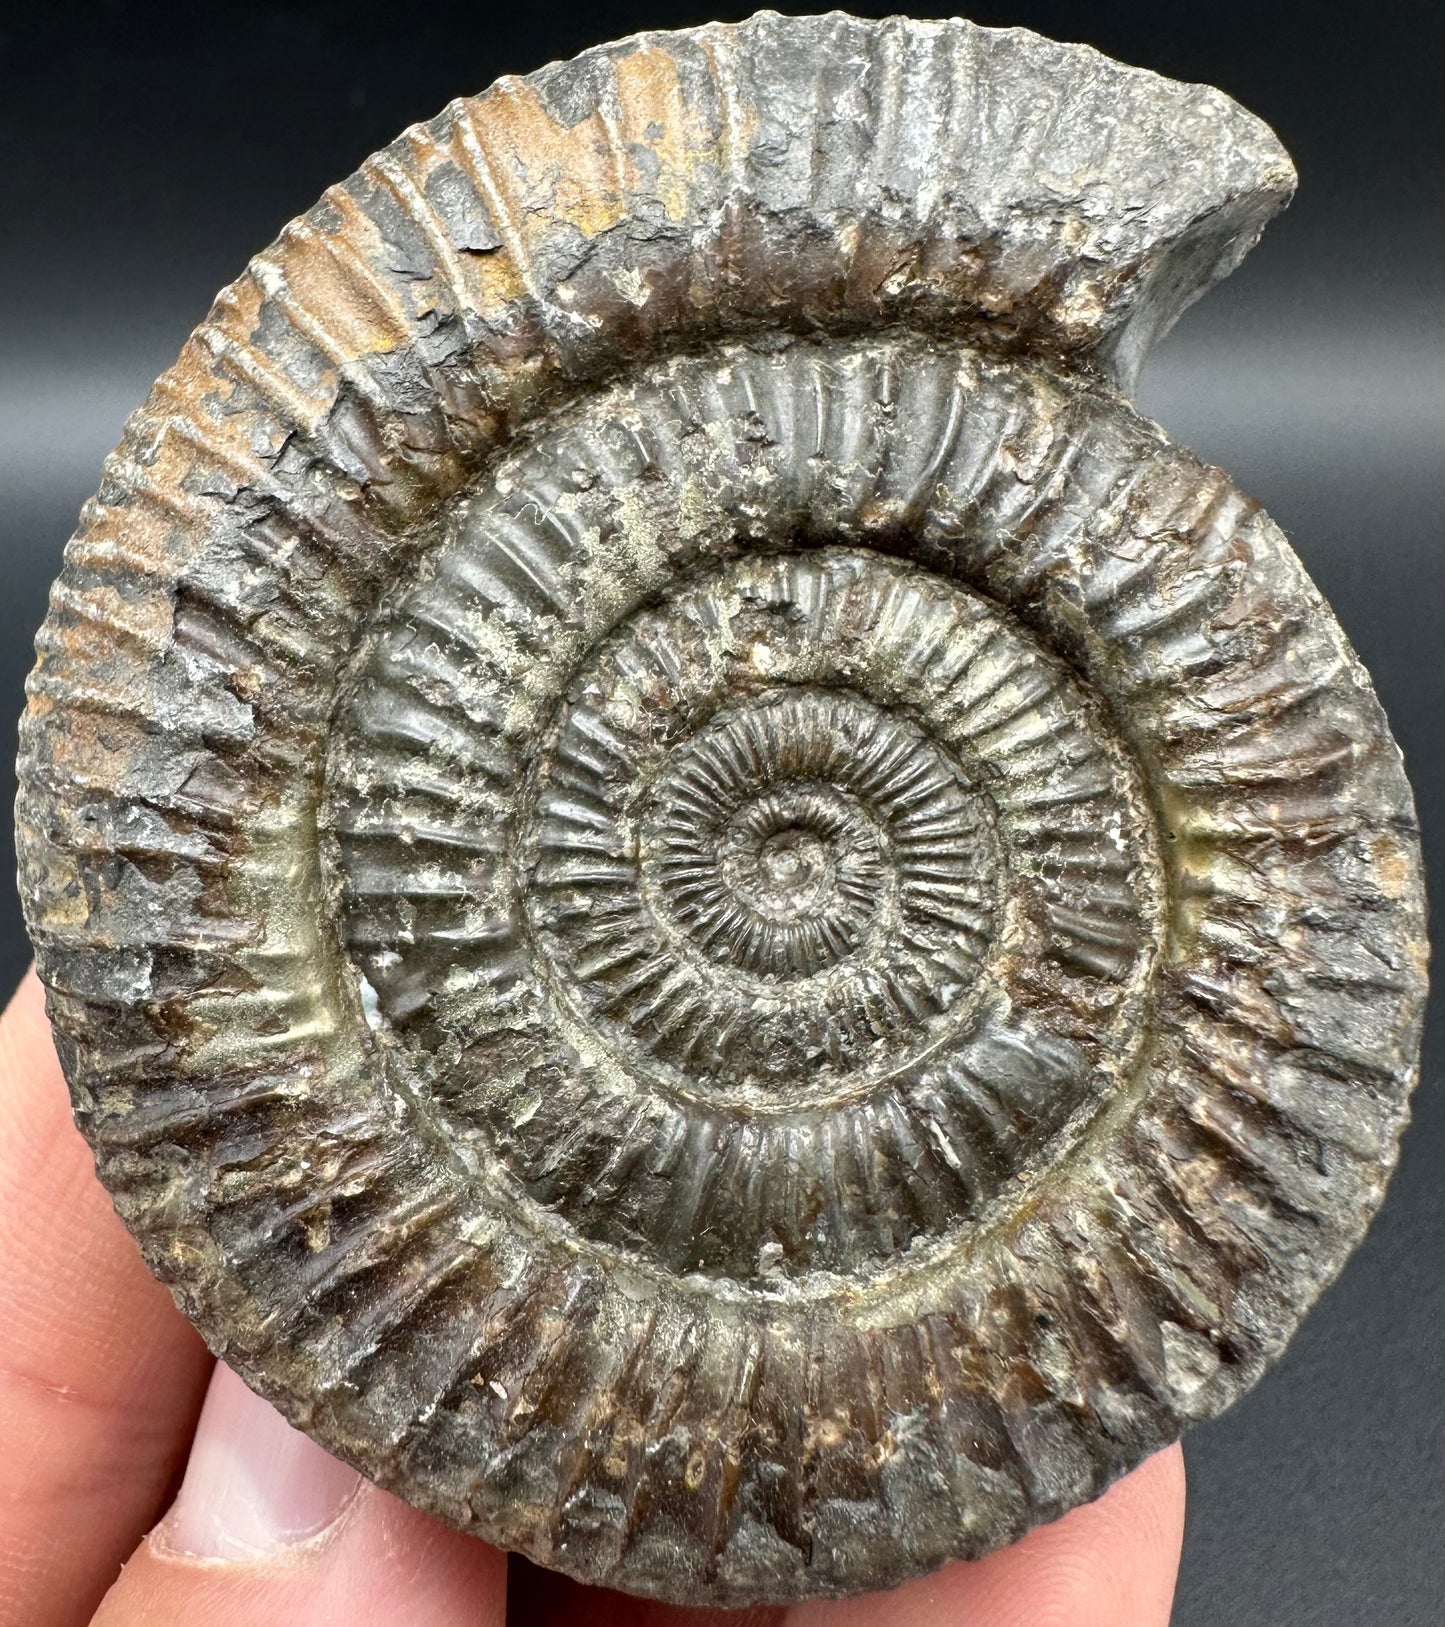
[739,825,830,911]
[669,781,887,980]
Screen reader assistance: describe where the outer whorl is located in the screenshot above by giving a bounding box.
[15,10,1427,1606]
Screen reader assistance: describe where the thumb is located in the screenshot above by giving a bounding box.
[90,1363,506,1627]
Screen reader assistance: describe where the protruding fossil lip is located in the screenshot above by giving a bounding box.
[513,8,1298,392]
[11,9,1419,1612]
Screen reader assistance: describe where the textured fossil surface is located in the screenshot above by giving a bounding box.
[14,9,1427,1607]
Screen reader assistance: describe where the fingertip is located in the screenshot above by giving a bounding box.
[92,1368,509,1627]
[0,971,214,1627]
[159,1363,361,1561]
[0,967,63,1097]
[4,963,45,1013]
[960,1445,1186,1627]
[1133,1439,1187,1545]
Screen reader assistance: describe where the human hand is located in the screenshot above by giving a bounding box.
[0,971,1185,1626]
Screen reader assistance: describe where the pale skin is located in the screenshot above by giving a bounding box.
[0,972,1185,1627]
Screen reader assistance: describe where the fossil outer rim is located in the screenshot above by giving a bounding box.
[14,10,1428,1608]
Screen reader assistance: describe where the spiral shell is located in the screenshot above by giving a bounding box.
[15,11,1427,1606]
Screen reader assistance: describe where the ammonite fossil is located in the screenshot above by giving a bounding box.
[15,10,1427,1606]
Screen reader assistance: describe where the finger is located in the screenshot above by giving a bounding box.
[90,1362,507,1627]
[789,1443,1187,1627]
[0,972,213,1627]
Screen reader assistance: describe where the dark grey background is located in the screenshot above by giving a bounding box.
[1,3,1439,1622]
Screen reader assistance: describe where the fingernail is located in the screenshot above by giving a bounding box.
[163,1362,361,1560]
